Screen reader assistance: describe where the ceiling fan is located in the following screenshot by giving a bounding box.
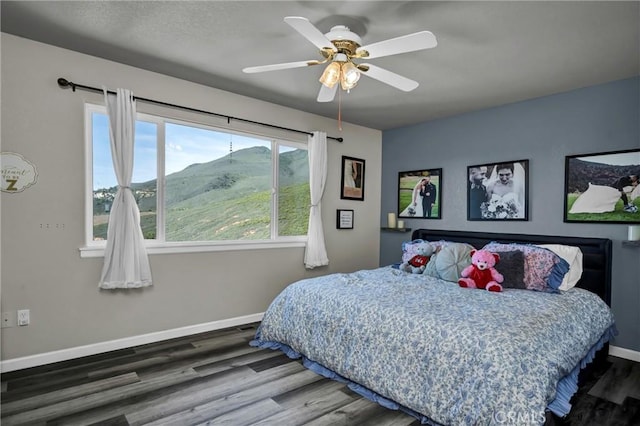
[242,17,437,102]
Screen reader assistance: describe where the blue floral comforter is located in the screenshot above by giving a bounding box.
[252,267,616,426]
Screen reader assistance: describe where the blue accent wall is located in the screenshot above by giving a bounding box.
[381,77,640,352]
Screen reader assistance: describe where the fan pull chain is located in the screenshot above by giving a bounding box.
[338,88,343,131]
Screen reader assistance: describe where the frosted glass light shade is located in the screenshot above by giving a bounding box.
[319,62,340,88]
[340,61,360,90]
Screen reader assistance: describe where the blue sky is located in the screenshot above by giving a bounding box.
[93,113,270,190]
[579,152,640,166]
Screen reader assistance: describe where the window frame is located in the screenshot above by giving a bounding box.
[81,103,308,258]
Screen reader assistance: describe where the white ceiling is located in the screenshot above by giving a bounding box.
[1,1,638,130]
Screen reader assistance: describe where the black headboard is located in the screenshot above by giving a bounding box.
[411,229,612,306]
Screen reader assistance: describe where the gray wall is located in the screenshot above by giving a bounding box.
[0,34,382,361]
[380,77,640,352]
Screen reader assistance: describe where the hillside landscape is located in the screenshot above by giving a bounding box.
[566,158,640,193]
[93,146,310,240]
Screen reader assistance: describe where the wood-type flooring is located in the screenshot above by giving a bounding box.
[1,323,639,425]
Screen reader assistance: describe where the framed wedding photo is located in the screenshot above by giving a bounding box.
[467,160,529,221]
[564,149,640,224]
[398,168,442,219]
[340,156,365,201]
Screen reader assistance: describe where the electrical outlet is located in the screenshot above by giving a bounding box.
[17,309,30,326]
[2,312,16,328]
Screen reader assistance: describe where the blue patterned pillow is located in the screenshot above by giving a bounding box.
[482,242,569,292]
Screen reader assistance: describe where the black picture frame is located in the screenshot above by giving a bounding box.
[467,159,529,221]
[340,156,365,201]
[336,209,354,229]
[564,148,640,224]
[398,168,442,219]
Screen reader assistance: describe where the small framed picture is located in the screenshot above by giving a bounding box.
[340,156,365,201]
[467,160,529,221]
[337,209,354,229]
[564,149,640,223]
[398,168,442,219]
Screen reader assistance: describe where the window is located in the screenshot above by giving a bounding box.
[85,104,309,255]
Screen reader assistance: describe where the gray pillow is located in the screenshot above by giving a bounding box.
[434,243,474,282]
[496,250,526,289]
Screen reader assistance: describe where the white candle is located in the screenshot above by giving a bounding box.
[397,220,405,229]
[628,225,640,241]
[387,212,396,228]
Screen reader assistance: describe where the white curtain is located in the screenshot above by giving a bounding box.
[99,88,153,289]
[304,131,329,268]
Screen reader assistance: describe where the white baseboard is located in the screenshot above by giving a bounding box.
[3,317,636,373]
[0,312,264,373]
[609,345,640,362]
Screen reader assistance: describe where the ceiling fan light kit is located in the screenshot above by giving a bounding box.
[243,16,437,103]
[318,54,361,91]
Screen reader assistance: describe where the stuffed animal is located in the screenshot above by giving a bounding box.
[458,249,504,292]
[400,242,434,274]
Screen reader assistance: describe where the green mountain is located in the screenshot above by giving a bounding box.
[94,146,310,240]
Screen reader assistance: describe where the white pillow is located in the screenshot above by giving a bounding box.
[537,244,583,291]
[569,183,620,214]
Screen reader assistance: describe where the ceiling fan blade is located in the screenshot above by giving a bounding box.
[284,16,337,52]
[356,31,437,59]
[317,83,338,102]
[358,64,419,92]
[243,60,321,73]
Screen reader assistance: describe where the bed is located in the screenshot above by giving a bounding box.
[251,229,616,425]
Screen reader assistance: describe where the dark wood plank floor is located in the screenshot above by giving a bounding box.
[1,323,639,425]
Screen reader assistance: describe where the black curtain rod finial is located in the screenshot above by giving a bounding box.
[57,78,77,92]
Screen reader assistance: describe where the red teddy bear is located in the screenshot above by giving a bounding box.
[458,249,504,292]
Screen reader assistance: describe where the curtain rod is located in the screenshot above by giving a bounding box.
[57,78,344,142]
